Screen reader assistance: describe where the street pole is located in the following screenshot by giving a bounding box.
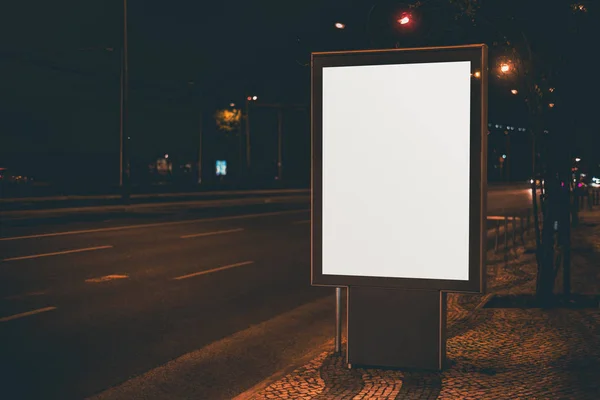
[335,287,342,354]
[119,47,124,189]
[245,99,251,173]
[121,0,130,202]
[505,131,510,182]
[238,114,243,180]
[532,132,536,181]
[242,101,304,183]
[277,108,283,181]
[563,169,572,296]
[198,110,203,184]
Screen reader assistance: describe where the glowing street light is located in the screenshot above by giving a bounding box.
[502,154,507,159]
[245,95,259,170]
[334,22,346,29]
[164,154,169,159]
[549,87,555,92]
[500,63,511,73]
[511,89,518,95]
[473,71,481,78]
[230,102,235,107]
[548,103,555,108]
[575,157,581,162]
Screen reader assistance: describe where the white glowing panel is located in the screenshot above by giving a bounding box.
[322,61,471,280]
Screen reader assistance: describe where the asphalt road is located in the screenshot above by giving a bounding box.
[0,185,534,399]
[0,202,332,400]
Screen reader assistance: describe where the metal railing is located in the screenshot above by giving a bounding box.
[577,188,600,210]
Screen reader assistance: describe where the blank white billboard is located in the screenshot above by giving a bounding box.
[321,61,472,281]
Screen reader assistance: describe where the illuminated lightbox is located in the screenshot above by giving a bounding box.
[311,45,488,293]
[216,160,227,176]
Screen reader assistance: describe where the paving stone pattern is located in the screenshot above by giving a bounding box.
[248,211,600,399]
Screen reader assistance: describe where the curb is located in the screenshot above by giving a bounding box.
[231,339,336,400]
[0,195,310,220]
[474,292,496,310]
[0,189,310,204]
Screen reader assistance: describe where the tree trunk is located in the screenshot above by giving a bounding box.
[561,173,572,297]
[537,175,557,306]
[572,185,579,227]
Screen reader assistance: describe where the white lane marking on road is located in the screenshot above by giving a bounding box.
[2,245,113,262]
[85,274,129,283]
[292,220,310,224]
[0,209,309,242]
[172,261,254,281]
[0,306,57,323]
[180,228,244,239]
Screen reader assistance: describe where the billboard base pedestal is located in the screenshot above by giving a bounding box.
[347,287,447,371]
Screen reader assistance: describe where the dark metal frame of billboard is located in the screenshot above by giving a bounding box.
[311,44,488,293]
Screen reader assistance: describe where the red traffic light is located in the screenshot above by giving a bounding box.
[397,12,411,25]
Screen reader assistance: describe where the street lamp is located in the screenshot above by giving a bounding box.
[245,95,259,171]
[500,63,511,73]
[511,89,518,95]
[473,71,481,78]
[549,103,555,108]
[335,22,346,29]
[186,81,204,185]
[575,157,581,162]
[121,0,130,201]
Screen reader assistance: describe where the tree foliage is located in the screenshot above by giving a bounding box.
[214,108,241,132]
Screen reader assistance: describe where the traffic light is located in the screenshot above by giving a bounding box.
[397,12,412,25]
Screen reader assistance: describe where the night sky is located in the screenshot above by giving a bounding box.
[1,0,599,185]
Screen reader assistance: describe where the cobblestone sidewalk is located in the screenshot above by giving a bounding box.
[240,211,600,399]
